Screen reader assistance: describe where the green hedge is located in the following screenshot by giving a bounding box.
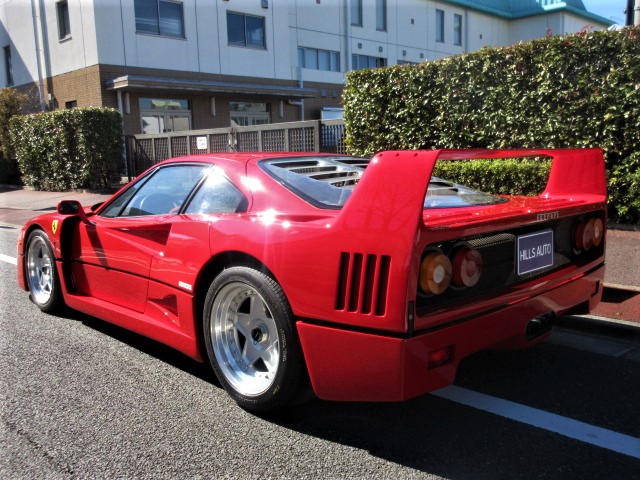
[432,158,551,196]
[9,108,123,191]
[343,27,640,224]
[0,89,28,184]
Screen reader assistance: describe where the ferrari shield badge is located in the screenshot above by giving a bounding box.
[52,220,58,234]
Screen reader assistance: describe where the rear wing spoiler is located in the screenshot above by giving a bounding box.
[337,148,606,233]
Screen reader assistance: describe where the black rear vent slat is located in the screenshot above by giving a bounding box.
[362,255,377,314]
[348,254,363,312]
[335,252,350,310]
[376,256,391,316]
[336,252,391,317]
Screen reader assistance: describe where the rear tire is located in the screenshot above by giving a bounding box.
[25,229,63,313]
[203,267,306,412]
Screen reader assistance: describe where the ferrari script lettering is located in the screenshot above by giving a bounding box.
[537,211,558,221]
[520,243,552,261]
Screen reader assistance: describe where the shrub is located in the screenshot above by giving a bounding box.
[0,89,29,183]
[9,108,123,191]
[432,158,551,196]
[343,27,640,224]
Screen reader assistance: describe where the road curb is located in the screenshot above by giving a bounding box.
[557,314,640,340]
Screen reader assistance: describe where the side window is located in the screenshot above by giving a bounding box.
[102,164,208,217]
[185,167,246,215]
[57,1,71,40]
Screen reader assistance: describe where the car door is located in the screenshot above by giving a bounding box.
[69,164,210,313]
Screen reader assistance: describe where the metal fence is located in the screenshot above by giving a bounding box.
[125,119,346,177]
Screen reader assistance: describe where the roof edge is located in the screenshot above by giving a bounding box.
[437,0,613,25]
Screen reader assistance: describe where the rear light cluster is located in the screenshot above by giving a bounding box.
[419,247,483,295]
[416,211,606,315]
[573,216,604,252]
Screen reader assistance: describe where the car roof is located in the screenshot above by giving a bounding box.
[156,152,348,169]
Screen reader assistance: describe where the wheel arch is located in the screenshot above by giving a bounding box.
[192,251,283,358]
[18,223,52,290]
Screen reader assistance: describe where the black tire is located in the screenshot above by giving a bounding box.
[203,266,306,412]
[25,229,63,313]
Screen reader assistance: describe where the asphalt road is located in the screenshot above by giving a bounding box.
[1,226,639,479]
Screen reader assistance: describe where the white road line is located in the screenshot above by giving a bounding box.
[0,254,17,265]
[433,385,640,459]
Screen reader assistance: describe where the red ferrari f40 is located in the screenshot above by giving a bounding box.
[17,149,606,412]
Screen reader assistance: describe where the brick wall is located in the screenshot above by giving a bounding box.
[37,64,343,135]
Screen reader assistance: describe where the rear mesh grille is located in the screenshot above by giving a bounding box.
[336,253,391,316]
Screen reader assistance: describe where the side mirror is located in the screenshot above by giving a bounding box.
[57,200,93,224]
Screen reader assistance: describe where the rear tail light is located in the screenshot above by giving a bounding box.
[452,247,483,288]
[420,253,452,294]
[574,215,604,252]
[590,217,604,247]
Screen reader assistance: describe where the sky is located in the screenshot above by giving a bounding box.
[581,0,628,24]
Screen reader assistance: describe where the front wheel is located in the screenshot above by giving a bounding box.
[25,229,63,313]
[203,267,306,412]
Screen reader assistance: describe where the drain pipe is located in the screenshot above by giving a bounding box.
[30,0,46,111]
[300,67,304,121]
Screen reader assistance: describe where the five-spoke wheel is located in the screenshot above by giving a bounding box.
[203,267,305,412]
[26,230,62,312]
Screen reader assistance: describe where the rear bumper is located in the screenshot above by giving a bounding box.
[297,264,604,402]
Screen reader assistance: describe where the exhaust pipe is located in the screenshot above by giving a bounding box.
[525,312,555,340]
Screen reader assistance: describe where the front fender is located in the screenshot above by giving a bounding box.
[17,214,75,291]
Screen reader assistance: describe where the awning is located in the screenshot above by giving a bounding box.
[105,74,317,99]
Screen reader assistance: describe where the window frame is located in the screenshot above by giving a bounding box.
[56,0,71,41]
[454,13,463,46]
[436,9,445,43]
[183,166,248,215]
[3,45,12,86]
[226,11,266,49]
[376,0,387,32]
[134,0,185,39]
[352,54,387,71]
[99,163,213,218]
[298,47,340,72]
[351,0,362,27]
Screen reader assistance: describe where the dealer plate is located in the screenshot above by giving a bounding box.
[516,229,554,275]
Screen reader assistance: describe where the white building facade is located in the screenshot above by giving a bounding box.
[1,0,611,135]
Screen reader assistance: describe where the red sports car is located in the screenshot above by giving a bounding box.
[17,149,606,412]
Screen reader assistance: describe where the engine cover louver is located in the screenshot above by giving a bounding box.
[335,252,391,316]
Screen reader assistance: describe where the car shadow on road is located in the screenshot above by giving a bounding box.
[270,344,640,479]
[61,309,640,479]
[64,308,217,386]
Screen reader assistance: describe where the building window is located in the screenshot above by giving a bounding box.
[436,9,445,43]
[65,100,77,109]
[230,102,270,126]
[57,1,71,40]
[298,47,340,72]
[139,98,192,133]
[134,0,184,38]
[376,0,386,31]
[352,54,386,71]
[351,0,362,27]
[454,14,462,46]
[397,60,418,66]
[3,46,12,86]
[227,12,266,48]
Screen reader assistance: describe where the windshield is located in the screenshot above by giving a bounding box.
[260,156,507,209]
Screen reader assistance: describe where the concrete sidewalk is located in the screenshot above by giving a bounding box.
[1,185,638,323]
